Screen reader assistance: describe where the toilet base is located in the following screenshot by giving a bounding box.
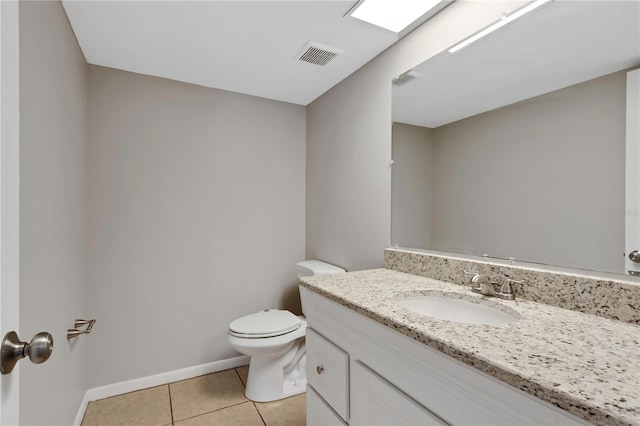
[244,343,307,402]
[245,375,306,403]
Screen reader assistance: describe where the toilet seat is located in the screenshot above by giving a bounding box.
[229,309,302,338]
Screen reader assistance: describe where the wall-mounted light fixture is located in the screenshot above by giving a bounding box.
[348,0,444,33]
[448,0,552,53]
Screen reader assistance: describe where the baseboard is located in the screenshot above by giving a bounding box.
[73,355,250,425]
[73,393,90,426]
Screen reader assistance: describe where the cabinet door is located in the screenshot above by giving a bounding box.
[307,386,347,426]
[306,328,349,421]
[351,361,448,426]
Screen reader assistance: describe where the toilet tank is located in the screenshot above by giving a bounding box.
[296,260,345,278]
[296,260,345,316]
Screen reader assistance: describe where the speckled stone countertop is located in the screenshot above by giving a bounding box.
[384,248,640,323]
[299,269,640,426]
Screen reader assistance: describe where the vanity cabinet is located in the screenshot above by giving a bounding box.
[307,386,346,426]
[306,328,349,420]
[350,361,445,425]
[301,286,589,426]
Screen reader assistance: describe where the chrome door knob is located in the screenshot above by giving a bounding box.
[1,331,53,374]
[629,251,640,263]
[26,332,54,364]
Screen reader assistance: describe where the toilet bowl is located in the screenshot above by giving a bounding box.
[227,260,345,402]
[228,310,307,402]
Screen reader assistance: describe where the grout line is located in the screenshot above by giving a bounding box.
[168,384,175,425]
[253,401,268,426]
[173,401,254,424]
[234,367,247,388]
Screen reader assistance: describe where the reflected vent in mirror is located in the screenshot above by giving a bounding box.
[393,69,423,86]
[295,41,342,66]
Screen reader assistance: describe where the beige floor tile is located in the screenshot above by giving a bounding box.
[82,385,172,426]
[175,402,264,426]
[255,394,305,426]
[235,365,249,387]
[170,370,248,421]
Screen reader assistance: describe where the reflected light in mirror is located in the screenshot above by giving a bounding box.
[448,0,551,53]
[391,0,639,276]
[350,0,442,33]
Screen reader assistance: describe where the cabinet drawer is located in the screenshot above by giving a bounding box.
[306,328,349,421]
[307,385,347,426]
[351,361,447,426]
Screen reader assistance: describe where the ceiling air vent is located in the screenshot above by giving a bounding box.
[295,41,342,67]
[393,69,423,86]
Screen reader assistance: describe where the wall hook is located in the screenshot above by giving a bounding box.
[67,319,96,340]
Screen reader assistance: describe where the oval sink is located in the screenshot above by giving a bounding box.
[396,295,519,325]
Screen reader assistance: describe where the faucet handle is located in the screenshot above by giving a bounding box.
[498,278,524,298]
[463,270,492,291]
[462,270,481,284]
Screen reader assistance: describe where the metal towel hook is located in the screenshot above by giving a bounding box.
[67,319,96,340]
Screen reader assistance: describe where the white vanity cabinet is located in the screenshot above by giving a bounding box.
[301,286,589,426]
[350,361,446,425]
[307,386,347,426]
[306,328,349,421]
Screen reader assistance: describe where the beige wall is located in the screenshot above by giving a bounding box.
[19,1,89,424]
[306,1,526,271]
[391,123,434,249]
[87,66,306,387]
[13,0,532,414]
[430,71,626,273]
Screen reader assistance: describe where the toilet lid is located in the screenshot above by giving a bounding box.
[229,310,301,337]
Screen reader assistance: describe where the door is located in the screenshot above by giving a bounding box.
[350,361,447,426]
[1,1,22,423]
[626,69,640,276]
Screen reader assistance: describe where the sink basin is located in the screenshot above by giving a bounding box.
[396,294,519,325]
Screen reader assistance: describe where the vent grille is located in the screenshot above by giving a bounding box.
[295,42,342,67]
[393,70,423,86]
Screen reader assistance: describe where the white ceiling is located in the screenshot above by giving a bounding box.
[62,0,402,105]
[392,1,640,128]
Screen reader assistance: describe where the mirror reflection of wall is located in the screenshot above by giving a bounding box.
[391,1,639,275]
[392,124,434,250]
[392,70,627,273]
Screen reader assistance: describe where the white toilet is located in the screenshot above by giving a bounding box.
[228,260,345,402]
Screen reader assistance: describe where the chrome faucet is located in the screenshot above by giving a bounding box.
[462,270,523,301]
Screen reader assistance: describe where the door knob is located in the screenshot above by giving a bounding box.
[629,251,640,263]
[1,331,53,374]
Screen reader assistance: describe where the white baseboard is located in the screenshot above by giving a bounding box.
[73,393,90,426]
[73,355,250,425]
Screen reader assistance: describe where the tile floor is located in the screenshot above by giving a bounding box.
[81,366,306,426]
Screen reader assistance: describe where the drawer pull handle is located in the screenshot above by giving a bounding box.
[316,365,324,375]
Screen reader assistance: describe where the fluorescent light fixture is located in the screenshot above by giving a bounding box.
[448,0,552,53]
[350,0,443,33]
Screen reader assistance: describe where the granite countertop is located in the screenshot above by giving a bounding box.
[299,268,640,426]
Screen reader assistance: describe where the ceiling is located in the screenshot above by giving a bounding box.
[62,0,403,106]
[392,1,640,128]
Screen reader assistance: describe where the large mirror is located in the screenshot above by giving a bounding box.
[391,0,640,276]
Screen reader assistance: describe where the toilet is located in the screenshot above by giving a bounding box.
[228,260,345,402]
